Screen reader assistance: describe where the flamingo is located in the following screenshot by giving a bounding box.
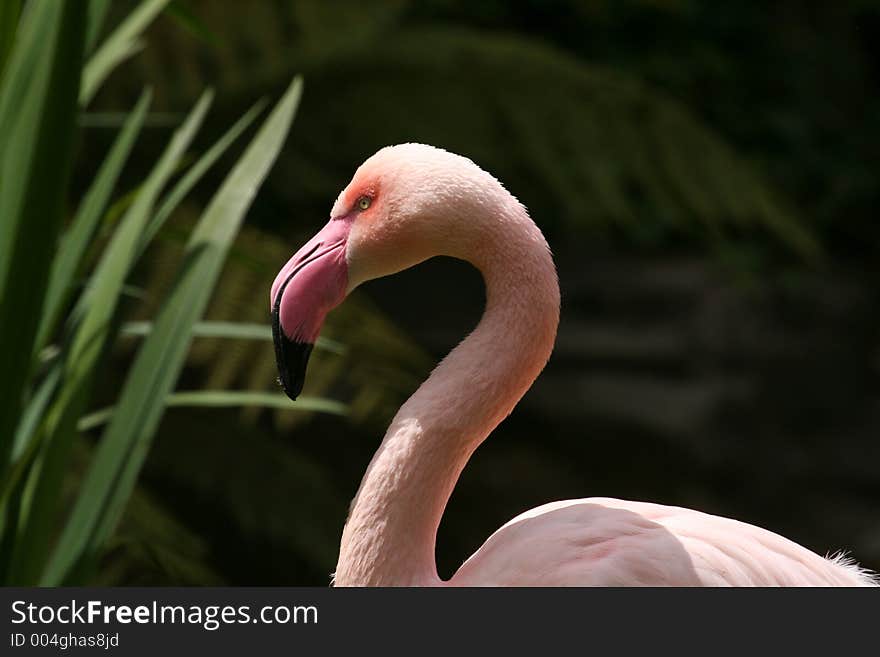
[270,143,877,586]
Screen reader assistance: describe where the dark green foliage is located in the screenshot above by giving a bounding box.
[0,0,86,469]
[280,28,817,259]
[0,1,322,585]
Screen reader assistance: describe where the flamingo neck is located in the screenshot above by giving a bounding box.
[333,201,559,587]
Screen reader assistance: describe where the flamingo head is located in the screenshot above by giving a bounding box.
[271,143,496,400]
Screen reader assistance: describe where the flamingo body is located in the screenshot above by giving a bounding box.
[452,499,872,586]
[270,143,877,587]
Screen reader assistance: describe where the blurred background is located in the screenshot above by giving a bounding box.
[2,0,879,585]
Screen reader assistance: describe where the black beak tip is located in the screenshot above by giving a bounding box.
[276,337,314,401]
[272,309,314,402]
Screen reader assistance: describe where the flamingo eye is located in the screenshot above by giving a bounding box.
[356,195,372,211]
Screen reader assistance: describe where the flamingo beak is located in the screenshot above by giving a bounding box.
[270,219,351,400]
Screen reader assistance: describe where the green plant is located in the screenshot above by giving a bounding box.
[0,0,334,585]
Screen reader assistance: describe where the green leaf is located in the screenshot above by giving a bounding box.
[139,98,268,250]
[8,92,212,585]
[167,390,345,414]
[71,91,212,326]
[123,320,273,340]
[0,0,86,469]
[42,77,303,585]
[0,1,54,157]
[0,0,21,77]
[11,367,62,464]
[35,88,153,355]
[165,0,218,46]
[78,391,347,431]
[79,111,181,129]
[120,321,346,354]
[80,0,170,106]
[0,364,61,537]
[85,0,111,53]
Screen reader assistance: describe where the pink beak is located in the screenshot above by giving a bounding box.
[270,218,351,399]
